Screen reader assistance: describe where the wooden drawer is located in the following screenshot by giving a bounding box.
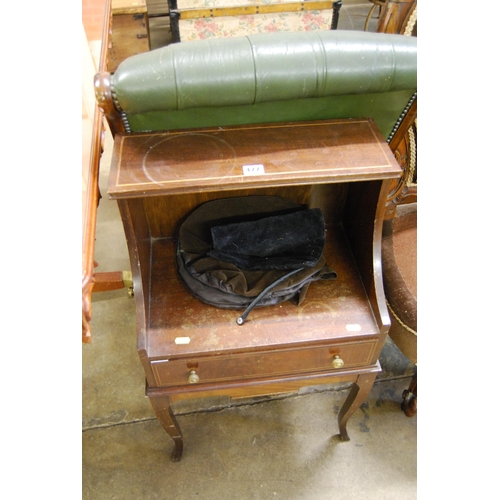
[151,340,377,387]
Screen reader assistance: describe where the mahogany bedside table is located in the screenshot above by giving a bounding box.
[107,118,401,461]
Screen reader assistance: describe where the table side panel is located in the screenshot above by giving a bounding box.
[343,179,392,333]
[117,198,152,350]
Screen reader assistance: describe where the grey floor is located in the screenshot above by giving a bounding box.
[83,2,417,499]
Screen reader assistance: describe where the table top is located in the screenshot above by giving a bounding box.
[108,118,402,199]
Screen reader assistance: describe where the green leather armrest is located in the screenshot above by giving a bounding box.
[110,30,416,138]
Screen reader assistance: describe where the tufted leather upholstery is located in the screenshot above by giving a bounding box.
[110,30,417,138]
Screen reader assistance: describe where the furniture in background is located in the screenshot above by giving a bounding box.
[377,0,417,215]
[375,0,416,35]
[382,201,417,416]
[95,29,416,460]
[381,97,417,418]
[107,0,151,73]
[82,0,348,338]
[378,0,417,416]
[83,0,112,343]
[145,0,172,49]
[83,0,140,342]
[168,0,342,43]
[364,0,385,31]
[83,0,418,359]
[146,0,170,16]
[366,0,417,36]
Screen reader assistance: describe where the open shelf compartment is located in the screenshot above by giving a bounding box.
[108,118,401,390]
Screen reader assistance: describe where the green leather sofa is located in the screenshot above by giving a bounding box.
[98,30,416,141]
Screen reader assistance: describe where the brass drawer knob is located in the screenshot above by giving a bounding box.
[332,355,345,369]
[188,370,200,384]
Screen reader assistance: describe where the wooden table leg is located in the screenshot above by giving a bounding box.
[149,395,184,462]
[338,371,378,441]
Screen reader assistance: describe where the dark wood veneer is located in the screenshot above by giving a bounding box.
[108,118,401,460]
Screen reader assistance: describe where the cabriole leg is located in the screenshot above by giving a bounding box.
[149,395,184,462]
[338,371,377,441]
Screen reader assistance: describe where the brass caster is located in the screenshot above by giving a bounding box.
[123,271,134,297]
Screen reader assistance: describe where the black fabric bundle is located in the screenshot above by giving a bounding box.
[208,208,325,271]
[176,196,337,322]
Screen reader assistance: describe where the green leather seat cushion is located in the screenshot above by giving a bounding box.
[124,89,414,140]
[111,30,417,138]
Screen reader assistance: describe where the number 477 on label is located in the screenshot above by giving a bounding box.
[242,164,266,176]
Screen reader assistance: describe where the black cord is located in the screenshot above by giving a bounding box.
[236,268,304,325]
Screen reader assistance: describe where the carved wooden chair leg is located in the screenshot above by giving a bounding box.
[401,370,417,417]
[149,395,184,462]
[364,0,385,31]
[338,371,377,441]
[331,1,343,30]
